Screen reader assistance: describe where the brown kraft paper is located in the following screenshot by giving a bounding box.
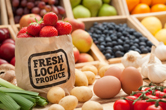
[15,35,75,97]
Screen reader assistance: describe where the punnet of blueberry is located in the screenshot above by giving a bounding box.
[87,22,153,60]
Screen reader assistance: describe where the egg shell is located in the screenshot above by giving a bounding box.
[104,66,122,80]
[93,76,121,99]
[120,66,143,95]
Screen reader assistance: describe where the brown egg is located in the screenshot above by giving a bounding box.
[93,76,121,99]
[120,67,143,95]
[104,66,122,80]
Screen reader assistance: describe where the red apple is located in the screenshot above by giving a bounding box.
[73,46,80,63]
[2,39,15,44]
[0,43,15,62]
[10,57,15,66]
[64,18,85,32]
[19,14,42,29]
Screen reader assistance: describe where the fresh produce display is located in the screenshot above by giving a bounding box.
[113,83,166,110]
[87,22,153,59]
[0,78,48,110]
[126,0,166,14]
[82,101,103,110]
[0,28,15,66]
[70,0,117,18]
[12,0,66,23]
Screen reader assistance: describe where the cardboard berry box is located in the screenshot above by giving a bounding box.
[0,0,8,25]
[131,12,166,47]
[79,16,159,64]
[5,0,68,25]
[66,0,126,19]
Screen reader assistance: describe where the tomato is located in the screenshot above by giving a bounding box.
[146,105,163,110]
[134,92,142,97]
[146,95,158,104]
[159,98,166,110]
[144,87,152,95]
[125,96,137,110]
[163,88,166,93]
[113,99,130,110]
[155,91,165,98]
[134,100,152,110]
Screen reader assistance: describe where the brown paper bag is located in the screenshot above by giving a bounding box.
[15,35,75,97]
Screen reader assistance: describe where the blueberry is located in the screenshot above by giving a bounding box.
[129,35,135,40]
[124,44,130,51]
[113,46,120,52]
[118,28,123,32]
[129,41,134,46]
[106,42,113,47]
[92,38,97,41]
[118,45,124,51]
[134,32,142,38]
[139,37,148,42]
[108,30,114,35]
[106,49,113,54]
[125,40,130,44]
[117,32,122,38]
[130,46,137,50]
[103,30,108,34]
[141,48,149,53]
[117,39,123,45]
[93,22,98,26]
[112,41,118,46]
[128,29,135,34]
[106,46,112,50]
[122,23,128,28]
[139,42,146,46]
[99,45,105,51]
[147,40,153,47]
[133,39,139,43]
[120,36,125,41]
[105,53,112,59]
[100,42,106,46]
[133,43,139,48]
[108,25,114,30]
[122,31,128,36]
[94,41,99,45]
[105,37,112,42]
[115,51,124,57]
[112,36,118,41]
[134,49,141,53]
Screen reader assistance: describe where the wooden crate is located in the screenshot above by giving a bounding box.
[0,25,16,40]
[79,16,157,64]
[0,0,8,25]
[65,0,126,20]
[131,12,166,46]
[5,0,68,25]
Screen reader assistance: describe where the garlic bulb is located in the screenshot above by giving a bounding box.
[154,42,166,60]
[141,46,166,83]
[139,46,162,67]
[147,64,166,83]
[121,51,142,68]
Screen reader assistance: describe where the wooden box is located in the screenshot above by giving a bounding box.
[0,0,8,25]
[5,0,69,25]
[80,16,158,64]
[131,12,166,46]
[65,0,126,19]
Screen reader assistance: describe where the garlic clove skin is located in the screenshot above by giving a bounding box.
[121,51,142,68]
[141,64,149,78]
[154,42,166,60]
[139,54,162,67]
[147,64,166,83]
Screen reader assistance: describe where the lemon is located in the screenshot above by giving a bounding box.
[164,23,166,29]
[155,29,166,45]
[141,16,162,36]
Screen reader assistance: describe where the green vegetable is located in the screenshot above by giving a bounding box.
[0,78,48,110]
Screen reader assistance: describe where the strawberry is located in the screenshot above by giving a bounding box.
[43,12,58,26]
[39,26,58,37]
[17,33,33,38]
[55,21,72,35]
[27,22,41,36]
[17,27,27,36]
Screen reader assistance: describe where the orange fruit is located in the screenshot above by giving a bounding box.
[140,0,151,6]
[126,0,140,12]
[151,4,166,12]
[131,4,150,14]
[151,0,166,6]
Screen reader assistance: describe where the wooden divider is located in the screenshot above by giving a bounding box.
[0,0,8,25]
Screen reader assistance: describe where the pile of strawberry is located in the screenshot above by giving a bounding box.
[17,12,72,38]
[114,83,166,110]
